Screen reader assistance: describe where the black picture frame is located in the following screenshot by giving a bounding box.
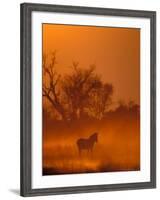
[20,3,156,197]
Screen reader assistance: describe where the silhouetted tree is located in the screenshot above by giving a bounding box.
[42,52,67,121]
[43,52,114,121]
[87,83,113,119]
[62,62,102,120]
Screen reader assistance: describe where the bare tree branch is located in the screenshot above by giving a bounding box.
[42,52,67,120]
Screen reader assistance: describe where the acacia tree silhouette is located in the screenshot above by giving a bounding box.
[43,52,113,121]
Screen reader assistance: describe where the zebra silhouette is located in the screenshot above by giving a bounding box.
[76,132,98,155]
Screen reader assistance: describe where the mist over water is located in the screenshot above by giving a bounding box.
[43,112,140,175]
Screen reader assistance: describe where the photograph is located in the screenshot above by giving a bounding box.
[42,24,140,175]
[20,3,156,196]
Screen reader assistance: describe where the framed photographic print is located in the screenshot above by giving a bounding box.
[20,3,156,197]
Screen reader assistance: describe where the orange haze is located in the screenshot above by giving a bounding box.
[43,24,140,105]
[42,24,140,175]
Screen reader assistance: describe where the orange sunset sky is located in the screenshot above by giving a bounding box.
[42,24,140,105]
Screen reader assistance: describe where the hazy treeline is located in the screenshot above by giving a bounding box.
[43,52,139,122]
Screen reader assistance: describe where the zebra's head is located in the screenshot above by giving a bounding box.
[91,132,98,143]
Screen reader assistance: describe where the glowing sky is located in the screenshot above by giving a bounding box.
[43,24,140,105]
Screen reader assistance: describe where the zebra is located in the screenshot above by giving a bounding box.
[76,132,98,155]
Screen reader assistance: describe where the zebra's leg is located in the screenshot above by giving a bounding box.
[87,148,91,156]
[78,148,81,156]
[90,147,93,156]
[87,148,90,154]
